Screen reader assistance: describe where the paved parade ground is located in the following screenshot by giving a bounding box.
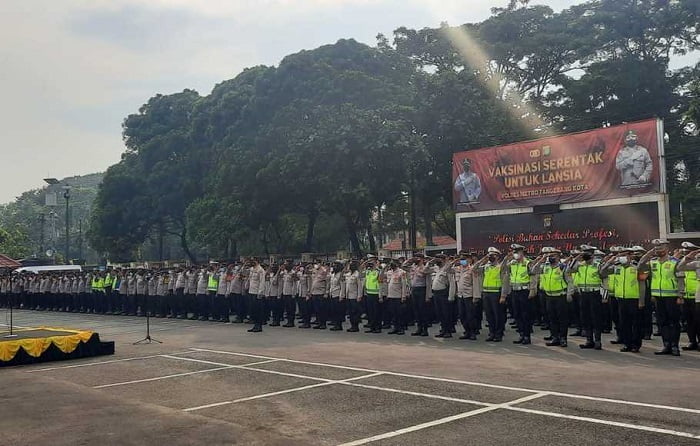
[1,310,699,445]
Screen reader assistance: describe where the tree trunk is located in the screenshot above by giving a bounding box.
[422,199,434,246]
[345,215,362,257]
[261,226,270,256]
[304,209,318,252]
[180,227,196,264]
[158,222,165,261]
[367,219,377,253]
[231,239,238,261]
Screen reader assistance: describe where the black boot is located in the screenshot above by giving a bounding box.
[546,338,560,347]
[655,343,672,355]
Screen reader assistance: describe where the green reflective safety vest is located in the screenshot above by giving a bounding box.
[104,274,113,288]
[509,260,530,287]
[613,265,640,299]
[649,259,678,298]
[207,275,219,292]
[574,262,602,289]
[365,270,379,294]
[607,270,618,297]
[540,265,566,296]
[92,277,105,293]
[685,270,697,300]
[483,264,502,293]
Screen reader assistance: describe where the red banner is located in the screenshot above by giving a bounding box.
[453,119,661,212]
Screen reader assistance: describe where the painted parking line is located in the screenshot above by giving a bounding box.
[336,393,548,446]
[27,350,197,372]
[182,372,383,412]
[190,348,700,415]
[506,406,700,440]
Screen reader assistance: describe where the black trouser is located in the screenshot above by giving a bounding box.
[618,298,642,349]
[282,294,296,324]
[269,296,283,323]
[251,294,265,328]
[299,296,311,325]
[511,289,532,339]
[537,291,548,327]
[457,297,476,336]
[610,296,621,339]
[432,288,452,334]
[569,293,581,330]
[313,295,329,326]
[232,293,245,320]
[387,298,405,330]
[656,296,681,348]
[411,287,428,330]
[330,297,344,327]
[483,292,505,339]
[683,299,698,345]
[601,298,612,332]
[642,292,654,338]
[547,296,568,341]
[475,297,483,330]
[348,299,362,328]
[579,291,603,343]
[381,299,391,327]
[365,293,381,330]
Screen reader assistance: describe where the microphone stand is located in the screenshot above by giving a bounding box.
[134,289,162,345]
[4,273,18,338]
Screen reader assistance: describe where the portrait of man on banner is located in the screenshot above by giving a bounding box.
[454,158,482,203]
[615,130,653,189]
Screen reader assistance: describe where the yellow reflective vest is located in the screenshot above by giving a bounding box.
[649,259,678,298]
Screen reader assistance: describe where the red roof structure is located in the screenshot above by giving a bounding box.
[383,235,456,251]
[0,254,21,269]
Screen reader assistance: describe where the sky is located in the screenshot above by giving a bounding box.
[0,0,686,204]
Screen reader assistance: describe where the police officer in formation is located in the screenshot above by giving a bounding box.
[2,242,699,357]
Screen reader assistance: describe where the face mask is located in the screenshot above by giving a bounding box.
[488,256,496,262]
[460,259,468,266]
[656,250,667,257]
[581,254,592,262]
[548,256,557,264]
[380,263,387,269]
[513,253,521,260]
[618,256,628,265]
[314,264,320,270]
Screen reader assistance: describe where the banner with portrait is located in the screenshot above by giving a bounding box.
[453,119,661,212]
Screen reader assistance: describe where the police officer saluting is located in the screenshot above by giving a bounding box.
[570,245,604,350]
[533,247,570,347]
[475,247,508,342]
[504,244,534,345]
[678,242,700,351]
[639,239,684,356]
[600,246,646,352]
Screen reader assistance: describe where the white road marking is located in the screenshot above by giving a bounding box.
[183,372,383,412]
[190,348,700,415]
[26,351,197,372]
[506,406,700,440]
[94,366,235,389]
[335,393,548,446]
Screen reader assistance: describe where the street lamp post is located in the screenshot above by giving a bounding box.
[44,177,72,264]
[63,186,71,263]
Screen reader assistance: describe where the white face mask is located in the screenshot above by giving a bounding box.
[380,263,387,269]
[618,256,628,265]
[313,264,320,270]
[513,253,521,260]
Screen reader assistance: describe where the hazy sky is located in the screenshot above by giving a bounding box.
[0,0,627,203]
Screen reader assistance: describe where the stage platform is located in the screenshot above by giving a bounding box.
[0,327,114,367]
